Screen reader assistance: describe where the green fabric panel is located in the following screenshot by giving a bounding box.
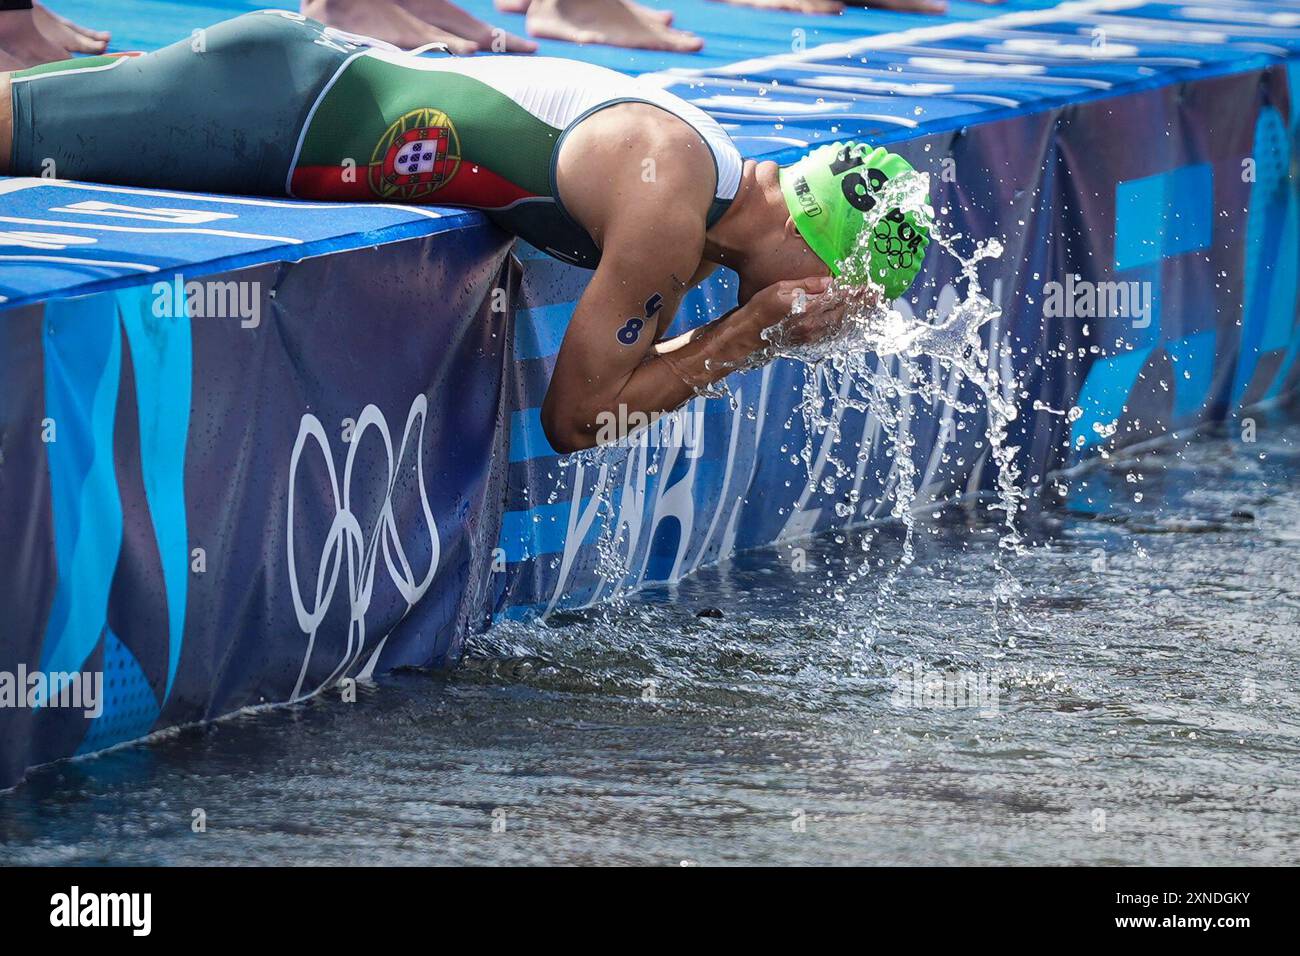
[10,12,350,196]
[297,56,559,197]
[13,54,124,79]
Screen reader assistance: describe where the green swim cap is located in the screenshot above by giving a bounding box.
[779,142,932,300]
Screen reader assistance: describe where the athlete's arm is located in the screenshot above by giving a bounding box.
[543,247,842,453]
[543,135,717,455]
[686,261,718,289]
[542,111,844,453]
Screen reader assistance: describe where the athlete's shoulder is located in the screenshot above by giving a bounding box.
[557,105,711,262]
[564,102,718,203]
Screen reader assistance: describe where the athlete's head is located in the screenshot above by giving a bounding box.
[756,142,931,302]
[724,161,831,304]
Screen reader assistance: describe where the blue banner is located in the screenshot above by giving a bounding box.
[3,0,1300,787]
[0,224,515,786]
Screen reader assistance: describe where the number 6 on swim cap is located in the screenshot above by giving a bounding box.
[779,142,932,300]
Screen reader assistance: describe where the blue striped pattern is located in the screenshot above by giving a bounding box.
[117,284,191,698]
[38,296,124,694]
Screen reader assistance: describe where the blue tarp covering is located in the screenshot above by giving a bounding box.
[2,0,1299,787]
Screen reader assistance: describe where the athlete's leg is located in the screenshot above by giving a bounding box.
[7,11,353,196]
[524,0,702,52]
[305,0,538,54]
[300,0,482,55]
[398,0,536,52]
[0,3,64,70]
[497,0,677,25]
[709,0,843,12]
[31,2,109,56]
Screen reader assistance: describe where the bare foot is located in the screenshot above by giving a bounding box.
[711,0,842,12]
[301,0,481,54]
[0,8,70,69]
[843,0,946,12]
[627,1,674,25]
[33,2,109,56]
[399,0,536,52]
[496,0,674,24]
[526,0,702,52]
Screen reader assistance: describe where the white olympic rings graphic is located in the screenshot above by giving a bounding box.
[286,394,440,700]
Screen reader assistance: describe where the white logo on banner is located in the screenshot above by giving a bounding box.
[286,395,440,700]
[541,391,762,612]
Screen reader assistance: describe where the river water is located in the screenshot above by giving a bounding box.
[1,414,1297,866]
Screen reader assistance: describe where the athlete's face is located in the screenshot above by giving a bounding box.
[737,214,830,305]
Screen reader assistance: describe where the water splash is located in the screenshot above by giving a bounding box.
[760,170,1024,564]
[548,169,1030,614]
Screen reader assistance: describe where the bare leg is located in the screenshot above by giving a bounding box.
[33,2,109,55]
[526,0,702,52]
[633,2,675,24]
[710,0,843,13]
[1,72,12,175]
[398,0,536,52]
[300,0,482,55]
[498,0,675,25]
[0,8,66,70]
[842,0,946,11]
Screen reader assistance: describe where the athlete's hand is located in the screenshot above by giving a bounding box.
[742,276,853,352]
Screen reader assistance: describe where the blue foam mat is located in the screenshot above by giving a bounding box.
[53,0,1068,73]
[9,0,1300,306]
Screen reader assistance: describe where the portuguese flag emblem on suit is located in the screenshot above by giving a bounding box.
[370,108,462,200]
[288,53,556,209]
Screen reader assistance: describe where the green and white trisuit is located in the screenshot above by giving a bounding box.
[8,10,743,268]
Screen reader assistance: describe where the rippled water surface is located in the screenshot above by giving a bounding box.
[2,416,1298,866]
